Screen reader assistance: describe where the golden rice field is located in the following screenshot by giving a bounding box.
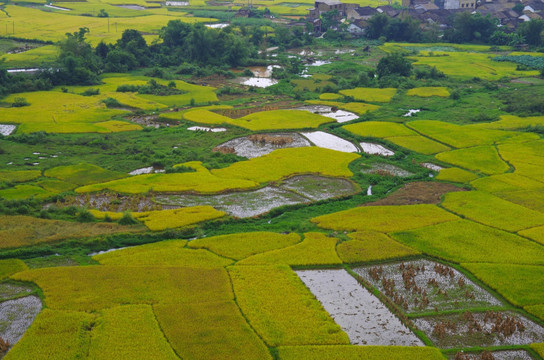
[237,232,342,266]
[312,204,458,232]
[0,5,215,45]
[0,259,28,280]
[336,231,419,263]
[229,265,349,346]
[188,232,301,260]
[12,265,233,311]
[435,146,510,175]
[339,87,396,102]
[0,170,41,183]
[406,87,450,97]
[154,301,272,360]
[276,345,446,360]
[182,109,334,130]
[0,215,144,248]
[436,167,478,183]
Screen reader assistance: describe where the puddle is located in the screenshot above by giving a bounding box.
[404,109,421,117]
[307,60,331,67]
[301,131,358,153]
[0,124,16,136]
[448,350,534,360]
[116,4,146,9]
[421,163,444,172]
[296,269,424,346]
[6,69,40,74]
[155,175,358,218]
[205,23,229,29]
[44,4,70,10]
[360,142,395,156]
[415,311,544,348]
[0,296,42,347]
[129,167,164,175]
[187,126,227,132]
[354,260,502,314]
[296,105,358,123]
[236,77,278,88]
[243,65,281,78]
[214,133,310,158]
[361,163,414,177]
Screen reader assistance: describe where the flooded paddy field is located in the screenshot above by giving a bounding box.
[415,311,544,348]
[296,105,359,123]
[354,259,502,314]
[155,175,359,218]
[0,296,41,347]
[361,163,415,177]
[296,269,423,346]
[301,131,358,153]
[360,142,395,156]
[0,124,16,136]
[214,133,311,158]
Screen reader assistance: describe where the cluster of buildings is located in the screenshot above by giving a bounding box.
[306,0,544,34]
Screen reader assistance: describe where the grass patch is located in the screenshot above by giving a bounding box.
[188,231,301,260]
[319,93,343,100]
[44,163,125,185]
[0,170,41,183]
[154,301,272,360]
[312,204,458,232]
[436,168,478,183]
[94,239,233,267]
[441,191,544,232]
[0,215,144,249]
[339,88,396,102]
[391,220,544,265]
[12,265,233,311]
[229,265,349,346]
[276,345,445,360]
[237,232,341,266]
[436,146,510,175]
[336,231,419,263]
[0,259,28,280]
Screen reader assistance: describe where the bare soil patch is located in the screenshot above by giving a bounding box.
[365,182,465,206]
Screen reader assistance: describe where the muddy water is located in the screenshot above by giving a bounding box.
[187,126,227,132]
[360,142,395,156]
[296,105,359,123]
[0,296,42,346]
[421,163,444,172]
[361,163,414,177]
[155,175,358,218]
[0,124,16,136]
[296,269,424,346]
[301,131,358,153]
[215,133,310,158]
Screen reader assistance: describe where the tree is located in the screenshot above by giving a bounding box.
[517,19,544,46]
[366,13,390,39]
[376,52,412,78]
[321,9,339,31]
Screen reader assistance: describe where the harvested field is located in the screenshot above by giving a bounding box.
[447,350,534,360]
[415,311,544,348]
[365,182,464,206]
[354,260,501,314]
[214,133,311,158]
[0,296,42,347]
[296,269,423,346]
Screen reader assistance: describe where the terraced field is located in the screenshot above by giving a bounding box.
[0,18,543,360]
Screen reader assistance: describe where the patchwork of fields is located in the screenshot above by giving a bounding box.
[0,7,543,359]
